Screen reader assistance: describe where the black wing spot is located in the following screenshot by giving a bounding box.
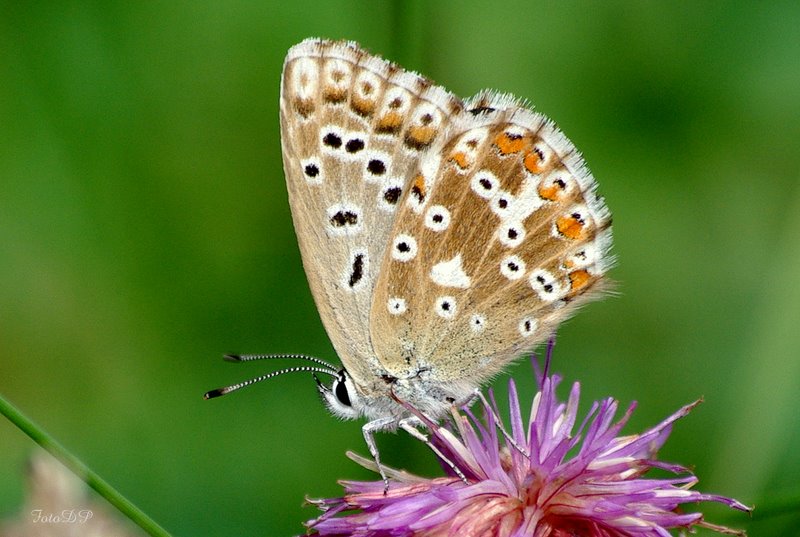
[331,210,359,227]
[383,186,401,204]
[367,159,386,175]
[348,254,364,288]
[323,132,342,148]
[411,184,425,203]
[304,164,319,177]
[469,105,496,115]
[345,138,365,153]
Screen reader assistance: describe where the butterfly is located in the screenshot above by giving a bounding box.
[206,38,612,478]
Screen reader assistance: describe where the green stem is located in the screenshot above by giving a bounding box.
[0,393,172,537]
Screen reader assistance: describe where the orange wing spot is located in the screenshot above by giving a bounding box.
[538,183,561,201]
[412,174,427,202]
[556,215,585,240]
[451,151,470,169]
[563,259,575,269]
[523,149,545,174]
[405,125,437,149]
[376,111,403,134]
[322,87,347,104]
[294,98,315,118]
[568,269,591,291]
[351,96,376,117]
[495,132,527,155]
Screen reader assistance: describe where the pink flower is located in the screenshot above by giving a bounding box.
[306,352,750,536]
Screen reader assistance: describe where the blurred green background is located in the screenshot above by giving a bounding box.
[2,1,798,535]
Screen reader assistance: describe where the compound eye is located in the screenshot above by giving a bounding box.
[334,376,352,407]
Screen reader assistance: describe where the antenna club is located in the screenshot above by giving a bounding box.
[204,388,227,399]
[223,354,243,362]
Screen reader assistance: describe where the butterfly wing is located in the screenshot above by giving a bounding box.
[370,92,613,387]
[280,39,463,391]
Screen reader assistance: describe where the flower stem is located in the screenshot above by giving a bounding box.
[0,392,172,537]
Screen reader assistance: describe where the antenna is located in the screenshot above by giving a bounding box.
[204,353,339,400]
[223,353,338,373]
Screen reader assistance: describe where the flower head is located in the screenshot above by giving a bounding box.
[306,353,750,536]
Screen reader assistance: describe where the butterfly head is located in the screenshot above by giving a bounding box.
[314,368,364,420]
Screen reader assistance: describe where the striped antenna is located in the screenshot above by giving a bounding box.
[222,353,338,374]
[204,365,337,400]
[204,354,340,400]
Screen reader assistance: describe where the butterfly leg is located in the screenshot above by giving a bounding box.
[398,417,468,485]
[362,417,396,493]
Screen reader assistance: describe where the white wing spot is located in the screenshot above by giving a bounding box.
[376,86,412,136]
[471,170,500,199]
[430,254,470,288]
[498,221,525,248]
[563,244,599,270]
[355,69,382,96]
[320,126,346,153]
[327,203,362,236]
[500,255,526,280]
[363,150,391,182]
[291,58,319,101]
[378,178,404,212]
[539,170,575,200]
[322,58,352,95]
[392,234,418,262]
[451,128,489,171]
[506,174,545,221]
[470,313,486,333]
[435,296,457,319]
[388,297,407,315]
[300,157,322,185]
[424,205,451,232]
[529,269,568,301]
[491,190,514,218]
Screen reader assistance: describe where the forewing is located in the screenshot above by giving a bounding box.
[370,92,613,383]
[280,39,463,388]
